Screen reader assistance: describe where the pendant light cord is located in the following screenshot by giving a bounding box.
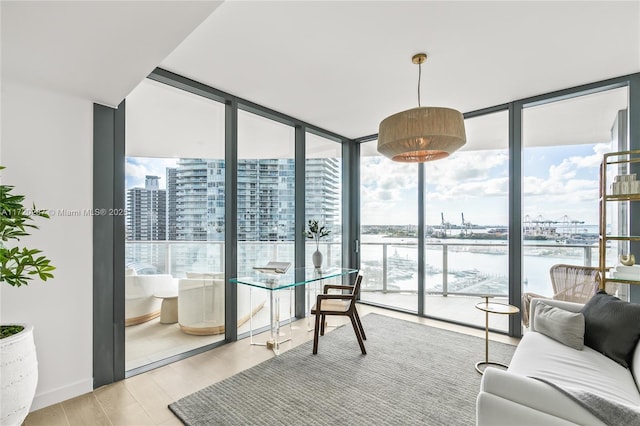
[417,62,422,107]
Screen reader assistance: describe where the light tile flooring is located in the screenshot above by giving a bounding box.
[25,305,519,426]
[127,293,517,371]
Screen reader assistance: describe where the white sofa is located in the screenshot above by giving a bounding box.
[178,273,266,335]
[477,298,640,425]
[125,272,177,326]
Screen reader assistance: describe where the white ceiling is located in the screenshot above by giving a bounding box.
[161,1,640,140]
[1,1,222,108]
[2,1,639,144]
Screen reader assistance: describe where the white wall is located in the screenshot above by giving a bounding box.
[0,78,94,410]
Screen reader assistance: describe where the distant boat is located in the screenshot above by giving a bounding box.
[387,250,417,280]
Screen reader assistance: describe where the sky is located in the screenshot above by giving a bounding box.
[126,141,611,228]
[126,157,178,190]
[360,142,611,227]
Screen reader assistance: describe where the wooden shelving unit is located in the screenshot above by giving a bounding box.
[599,150,640,289]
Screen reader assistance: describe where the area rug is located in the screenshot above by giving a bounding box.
[169,313,516,425]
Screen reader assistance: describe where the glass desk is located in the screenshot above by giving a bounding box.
[231,267,357,355]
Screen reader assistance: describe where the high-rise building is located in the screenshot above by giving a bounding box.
[305,158,340,232]
[126,175,167,241]
[166,168,177,240]
[127,159,340,243]
[170,158,339,242]
[174,159,225,241]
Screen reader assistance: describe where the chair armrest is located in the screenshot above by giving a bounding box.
[323,284,353,291]
[317,294,354,301]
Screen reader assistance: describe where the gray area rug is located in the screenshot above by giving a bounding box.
[169,313,516,425]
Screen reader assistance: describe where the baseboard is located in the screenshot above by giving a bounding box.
[30,378,93,412]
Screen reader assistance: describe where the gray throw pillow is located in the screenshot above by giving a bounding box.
[534,302,585,350]
[581,290,640,368]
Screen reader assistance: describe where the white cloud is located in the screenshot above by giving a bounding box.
[126,157,178,189]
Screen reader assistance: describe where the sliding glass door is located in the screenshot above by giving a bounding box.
[124,78,226,371]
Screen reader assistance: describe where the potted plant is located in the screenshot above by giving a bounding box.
[303,219,331,268]
[1,166,55,425]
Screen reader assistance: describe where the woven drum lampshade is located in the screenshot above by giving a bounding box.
[378,106,466,162]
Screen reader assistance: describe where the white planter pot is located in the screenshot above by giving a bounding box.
[312,249,323,268]
[1,324,38,426]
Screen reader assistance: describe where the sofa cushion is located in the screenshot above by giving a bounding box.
[581,290,640,368]
[534,302,584,350]
[509,331,640,407]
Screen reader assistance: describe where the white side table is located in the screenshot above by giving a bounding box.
[154,292,178,324]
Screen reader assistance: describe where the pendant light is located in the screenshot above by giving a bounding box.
[377,53,466,162]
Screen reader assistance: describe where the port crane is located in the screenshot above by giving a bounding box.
[461,212,473,235]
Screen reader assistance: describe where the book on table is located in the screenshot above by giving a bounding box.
[253,261,292,274]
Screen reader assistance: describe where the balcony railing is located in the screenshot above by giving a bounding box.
[125,239,601,299]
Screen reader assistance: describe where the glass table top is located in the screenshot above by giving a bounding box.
[475,301,520,315]
[230,267,358,291]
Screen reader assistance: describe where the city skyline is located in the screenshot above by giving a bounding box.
[126,141,609,233]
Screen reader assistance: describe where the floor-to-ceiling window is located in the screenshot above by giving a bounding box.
[124,78,226,371]
[521,87,629,310]
[305,133,342,268]
[356,111,510,328]
[97,68,639,383]
[424,110,510,330]
[358,140,419,312]
[236,110,296,332]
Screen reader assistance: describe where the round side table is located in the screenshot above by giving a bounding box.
[154,292,178,324]
[475,295,519,374]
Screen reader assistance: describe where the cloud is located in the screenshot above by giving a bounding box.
[125,157,178,189]
[361,143,606,225]
[427,150,508,184]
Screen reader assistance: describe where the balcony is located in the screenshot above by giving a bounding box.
[123,237,605,371]
[126,238,602,330]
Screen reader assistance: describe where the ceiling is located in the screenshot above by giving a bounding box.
[1,1,223,108]
[161,1,640,140]
[2,1,640,145]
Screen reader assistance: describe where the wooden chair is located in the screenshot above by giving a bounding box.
[311,272,366,355]
[522,264,600,327]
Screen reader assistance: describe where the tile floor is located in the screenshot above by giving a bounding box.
[25,305,519,426]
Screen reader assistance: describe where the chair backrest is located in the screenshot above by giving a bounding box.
[351,272,363,299]
[549,264,600,303]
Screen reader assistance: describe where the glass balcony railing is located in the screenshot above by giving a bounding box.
[125,239,601,300]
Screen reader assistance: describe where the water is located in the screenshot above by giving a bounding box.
[360,234,597,297]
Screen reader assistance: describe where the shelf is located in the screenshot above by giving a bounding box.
[599,150,640,289]
[602,236,640,241]
[603,277,640,285]
[605,194,640,201]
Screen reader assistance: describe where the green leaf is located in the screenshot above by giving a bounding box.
[0,165,55,287]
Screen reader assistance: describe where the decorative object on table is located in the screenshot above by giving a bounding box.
[0,165,56,426]
[620,254,636,266]
[377,52,466,162]
[303,219,331,268]
[253,261,291,274]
